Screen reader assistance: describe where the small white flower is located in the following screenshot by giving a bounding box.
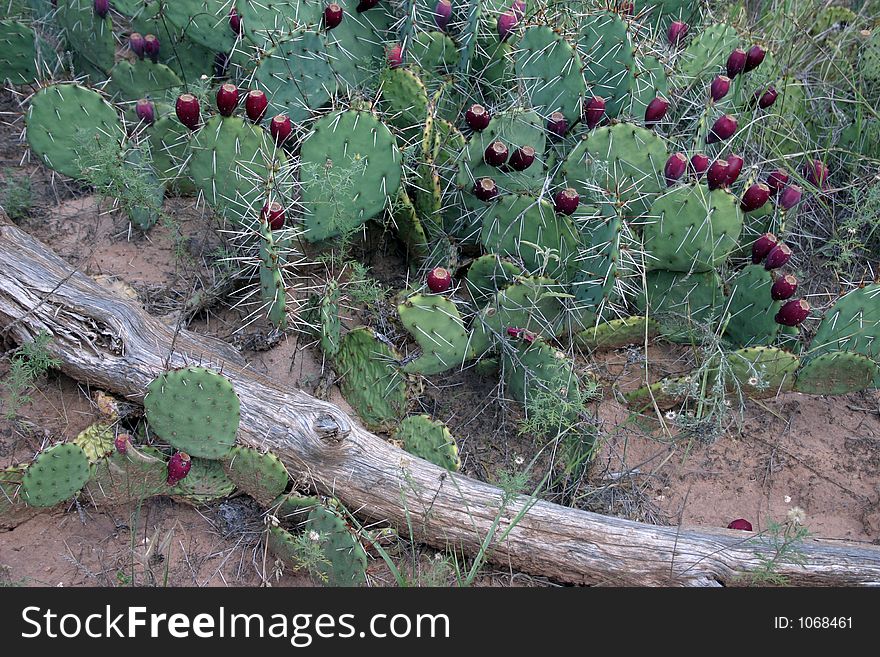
[514,455,525,466]
[200,74,208,80]
[748,377,759,386]
[266,514,279,527]
[308,530,321,542]
[434,552,443,561]
[784,495,792,503]
[787,506,806,525]
[665,410,677,420]
[723,399,732,407]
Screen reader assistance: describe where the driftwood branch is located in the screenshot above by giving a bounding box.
[0,220,878,586]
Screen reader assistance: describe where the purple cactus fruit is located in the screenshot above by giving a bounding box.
[710,75,731,102]
[506,327,523,339]
[229,8,242,35]
[741,183,770,212]
[262,201,286,230]
[427,267,452,293]
[324,3,344,29]
[356,0,380,10]
[214,52,230,78]
[497,11,518,42]
[473,178,499,202]
[775,299,810,327]
[547,111,568,139]
[805,159,829,188]
[271,115,292,145]
[726,48,747,77]
[690,153,710,178]
[584,95,606,129]
[707,114,737,144]
[94,0,109,18]
[465,103,491,131]
[751,233,778,264]
[508,145,536,171]
[644,96,670,124]
[129,32,146,59]
[484,140,509,167]
[512,0,526,20]
[245,89,268,122]
[617,1,634,17]
[387,44,403,69]
[707,159,729,190]
[554,188,579,215]
[664,152,688,186]
[743,45,766,73]
[114,434,130,455]
[766,169,789,194]
[166,452,192,486]
[779,184,803,210]
[216,83,239,117]
[144,34,160,63]
[764,243,792,270]
[135,99,155,125]
[667,20,689,46]
[434,0,452,31]
[175,94,200,131]
[756,86,778,109]
[771,274,799,301]
[725,154,744,185]
[727,519,753,531]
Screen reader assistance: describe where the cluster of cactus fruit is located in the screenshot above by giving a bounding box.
[4,2,880,472]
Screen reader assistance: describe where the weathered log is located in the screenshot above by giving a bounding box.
[0,220,879,586]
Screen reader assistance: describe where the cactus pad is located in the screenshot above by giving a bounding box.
[223,446,289,506]
[394,415,460,471]
[144,367,240,459]
[171,457,236,504]
[575,317,660,351]
[726,347,799,398]
[795,352,879,395]
[635,269,723,342]
[0,20,58,85]
[73,423,115,463]
[399,294,470,375]
[515,25,585,125]
[723,265,781,347]
[21,443,90,508]
[108,59,183,102]
[503,338,579,407]
[466,254,523,301]
[83,445,167,505]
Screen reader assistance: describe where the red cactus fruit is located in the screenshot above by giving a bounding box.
[484,140,509,167]
[135,99,155,125]
[94,0,109,18]
[167,452,192,486]
[427,267,452,293]
[727,519,753,531]
[512,0,526,20]
[434,0,452,31]
[129,32,146,59]
[473,178,499,202]
[114,434,129,455]
[508,146,536,171]
[143,34,160,63]
[506,327,523,338]
[741,183,770,212]
[270,114,292,145]
[245,89,268,122]
[743,45,766,73]
[644,96,669,124]
[775,299,810,326]
[216,83,239,117]
[465,103,491,131]
[707,159,729,190]
[554,188,579,215]
[387,44,403,69]
[175,94,200,131]
[261,201,285,230]
[664,152,688,186]
[710,75,731,102]
[725,154,744,185]
[690,153,710,178]
[766,169,789,194]
[771,274,799,301]
[751,233,778,264]
[726,48,747,77]
[667,20,689,45]
[497,10,518,42]
[522,330,537,344]
[764,243,792,270]
[756,86,778,109]
[324,3,343,29]
[584,96,606,129]
[779,184,803,210]
[547,111,568,138]
[707,114,737,144]
[229,8,242,35]
[805,159,829,188]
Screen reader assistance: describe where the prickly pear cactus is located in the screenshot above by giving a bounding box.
[170,457,236,504]
[394,414,460,471]
[21,443,90,508]
[223,446,289,507]
[83,445,167,506]
[398,293,470,375]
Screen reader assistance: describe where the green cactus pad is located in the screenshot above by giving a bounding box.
[324,0,394,89]
[630,56,669,119]
[466,254,523,302]
[578,11,635,118]
[26,83,124,180]
[234,0,322,46]
[394,415,460,471]
[861,28,880,83]
[569,201,623,316]
[625,377,691,412]
[392,187,430,263]
[83,445,167,505]
[171,457,236,504]
[480,193,581,283]
[0,20,59,84]
[634,269,723,342]
[147,114,194,193]
[726,347,799,398]
[123,145,164,231]
[409,30,459,72]
[300,109,402,242]
[399,294,470,375]
[809,284,880,386]
[379,67,429,143]
[574,317,660,351]
[73,423,115,463]
[258,220,287,329]
[21,443,90,508]
[336,327,407,431]
[561,123,667,218]
[144,367,240,459]
[223,446,289,507]
[252,30,336,124]
[108,59,183,102]
[164,0,236,53]
[503,338,579,407]
[723,265,782,348]
[643,185,744,272]
[678,23,740,81]
[795,352,879,395]
[515,25,585,125]
[306,280,341,358]
[56,0,115,78]
[188,115,281,227]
